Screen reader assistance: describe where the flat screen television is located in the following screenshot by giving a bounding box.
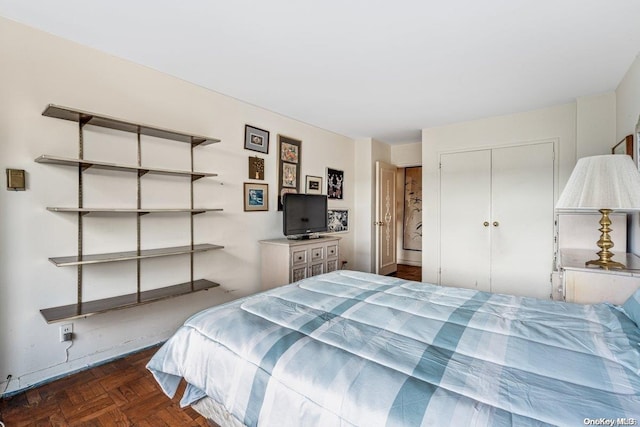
[283,193,328,239]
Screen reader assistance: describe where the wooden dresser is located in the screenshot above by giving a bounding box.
[259,236,341,290]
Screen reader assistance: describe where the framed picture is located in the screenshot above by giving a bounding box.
[244,125,270,154]
[282,163,297,188]
[248,156,264,180]
[278,135,302,210]
[403,166,422,251]
[327,209,349,233]
[243,182,269,211]
[612,134,633,159]
[327,168,344,200]
[305,175,322,194]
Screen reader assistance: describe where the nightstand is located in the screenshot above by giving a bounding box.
[556,248,640,304]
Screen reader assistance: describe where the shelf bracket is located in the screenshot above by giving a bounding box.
[78,114,93,128]
[192,138,207,148]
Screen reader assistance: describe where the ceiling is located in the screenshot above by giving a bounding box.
[2,1,640,144]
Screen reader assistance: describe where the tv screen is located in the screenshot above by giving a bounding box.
[283,194,328,238]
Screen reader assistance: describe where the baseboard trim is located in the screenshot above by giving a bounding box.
[1,341,165,398]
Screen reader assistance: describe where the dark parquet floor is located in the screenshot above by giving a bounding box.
[0,346,208,427]
[0,265,421,426]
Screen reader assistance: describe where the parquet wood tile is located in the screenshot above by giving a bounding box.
[395,264,422,281]
[0,345,208,426]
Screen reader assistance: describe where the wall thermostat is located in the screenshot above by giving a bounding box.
[6,168,26,191]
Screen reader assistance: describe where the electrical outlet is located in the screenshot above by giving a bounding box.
[60,323,73,342]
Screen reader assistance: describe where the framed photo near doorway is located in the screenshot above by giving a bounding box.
[327,209,349,233]
[327,168,344,200]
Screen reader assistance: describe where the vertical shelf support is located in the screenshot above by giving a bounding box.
[77,120,85,314]
[136,129,142,303]
[190,142,196,291]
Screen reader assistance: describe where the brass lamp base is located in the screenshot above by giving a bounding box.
[586,208,625,270]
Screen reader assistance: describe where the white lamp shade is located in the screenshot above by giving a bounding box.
[556,154,640,211]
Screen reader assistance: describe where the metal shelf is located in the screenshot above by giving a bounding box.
[43,104,220,146]
[39,103,224,321]
[35,155,217,180]
[49,243,224,267]
[40,279,220,323]
[47,207,223,215]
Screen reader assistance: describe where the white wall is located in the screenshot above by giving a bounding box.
[0,18,355,394]
[353,138,391,272]
[391,142,422,167]
[391,143,422,266]
[616,54,640,254]
[576,92,616,158]
[422,103,577,283]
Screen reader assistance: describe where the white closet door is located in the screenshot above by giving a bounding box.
[490,142,554,298]
[440,150,491,291]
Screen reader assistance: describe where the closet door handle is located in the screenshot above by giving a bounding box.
[493,221,499,227]
[483,221,489,227]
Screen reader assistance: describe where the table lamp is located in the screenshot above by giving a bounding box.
[555,154,640,269]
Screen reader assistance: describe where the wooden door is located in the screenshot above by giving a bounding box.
[490,142,554,298]
[375,161,397,275]
[439,150,492,291]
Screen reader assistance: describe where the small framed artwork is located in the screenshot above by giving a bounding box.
[327,209,349,233]
[243,182,269,211]
[612,134,633,159]
[305,175,322,194]
[327,167,344,200]
[282,162,297,188]
[248,156,265,180]
[244,125,270,154]
[278,135,302,210]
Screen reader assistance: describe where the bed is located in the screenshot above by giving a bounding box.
[147,270,640,426]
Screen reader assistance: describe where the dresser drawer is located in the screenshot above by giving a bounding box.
[327,244,339,259]
[327,259,338,272]
[311,246,324,262]
[291,249,308,266]
[292,265,308,282]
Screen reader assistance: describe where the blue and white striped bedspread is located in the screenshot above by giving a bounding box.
[147,270,640,426]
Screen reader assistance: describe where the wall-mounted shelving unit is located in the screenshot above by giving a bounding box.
[37,104,224,323]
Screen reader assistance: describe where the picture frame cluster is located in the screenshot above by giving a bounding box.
[243,125,269,211]
[277,135,302,211]
[242,123,349,234]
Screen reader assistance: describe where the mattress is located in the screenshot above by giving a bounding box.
[147,270,640,426]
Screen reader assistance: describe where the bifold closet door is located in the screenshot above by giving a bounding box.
[440,149,492,292]
[490,142,554,298]
[440,142,554,298]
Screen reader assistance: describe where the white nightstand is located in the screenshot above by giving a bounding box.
[556,248,640,304]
